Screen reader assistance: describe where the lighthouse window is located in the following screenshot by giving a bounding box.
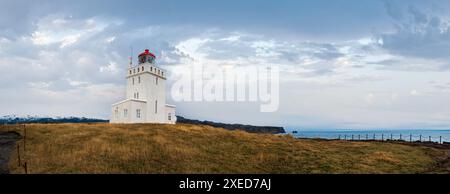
[136,109,141,118]
[137,68,140,72]
[156,77,158,85]
[129,70,132,74]
[138,76,141,83]
[155,100,158,113]
[168,113,171,121]
[150,67,153,71]
[124,109,128,118]
[142,66,144,71]
[132,78,135,85]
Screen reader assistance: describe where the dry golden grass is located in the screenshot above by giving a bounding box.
[1,123,449,174]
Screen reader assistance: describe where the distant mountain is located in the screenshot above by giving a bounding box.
[0,115,285,134]
[176,116,285,134]
[0,115,108,124]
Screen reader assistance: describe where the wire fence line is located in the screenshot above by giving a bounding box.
[294,133,449,144]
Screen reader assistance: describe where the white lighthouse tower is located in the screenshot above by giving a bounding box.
[110,49,176,124]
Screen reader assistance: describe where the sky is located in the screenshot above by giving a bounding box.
[1,0,450,129]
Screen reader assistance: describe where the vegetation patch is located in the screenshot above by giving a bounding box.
[0,123,449,174]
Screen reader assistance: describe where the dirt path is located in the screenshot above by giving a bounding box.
[0,131,22,174]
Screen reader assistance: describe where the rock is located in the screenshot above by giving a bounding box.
[176,116,285,134]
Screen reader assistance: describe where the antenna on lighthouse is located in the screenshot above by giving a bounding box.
[128,46,133,67]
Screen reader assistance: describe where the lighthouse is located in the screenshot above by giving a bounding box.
[110,49,176,124]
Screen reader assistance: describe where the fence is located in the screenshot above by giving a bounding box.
[294,132,449,144]
[1,124,28,174]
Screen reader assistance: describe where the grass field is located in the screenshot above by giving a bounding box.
[1,123,449,174]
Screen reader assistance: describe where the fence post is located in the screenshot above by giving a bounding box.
[23,162,28,174]
[410,134,412,142]
[23,124,26,151]
[352,135,354,141]
[344,135,347,140]
[440,136,442,144]
[338,135,341,140]
[400,134,402,141]
[429,136,431,142]
[390,134,393,140]
[358,134,360,140]
[382,134,384,141]
[366,134,368,140]
[17,144,21,167]
[419,135,422,142]
[373,134,376,140]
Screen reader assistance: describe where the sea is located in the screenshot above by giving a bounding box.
[285,129,450,143]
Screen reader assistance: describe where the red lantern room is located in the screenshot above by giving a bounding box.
[138,49,156,64]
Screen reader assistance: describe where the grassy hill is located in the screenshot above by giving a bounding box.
[1,123,449,174]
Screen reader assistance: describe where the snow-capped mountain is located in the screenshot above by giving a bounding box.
[0,115,108,124]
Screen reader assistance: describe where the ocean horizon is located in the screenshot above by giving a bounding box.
[285,129,450,143]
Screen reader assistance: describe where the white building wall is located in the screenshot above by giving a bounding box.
[145,73,166,123]
[130,100,147,123]
[165,105,176,124]
[110,99,146,123]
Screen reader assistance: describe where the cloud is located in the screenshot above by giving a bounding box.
[376,3,450,71]
[1,1,450,129]
[99,62,119,73]
[168,31,360,81]
[0,14,130,118]
[382,0,404,20]
[410,89,419,96]
[60,34,82,48]
[365,93,375,104]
